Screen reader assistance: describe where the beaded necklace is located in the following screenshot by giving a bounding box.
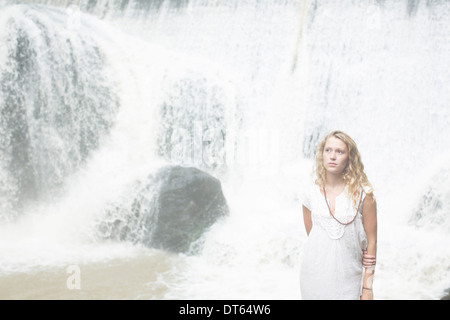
[323,187,363,226]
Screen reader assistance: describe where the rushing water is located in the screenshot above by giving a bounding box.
[0,0,449,299]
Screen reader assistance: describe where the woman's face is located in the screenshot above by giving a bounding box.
[322,136,349,176]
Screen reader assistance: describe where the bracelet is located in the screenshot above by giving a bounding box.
[362,287,373,291]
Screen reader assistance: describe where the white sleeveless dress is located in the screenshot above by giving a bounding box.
[300,183,368,300]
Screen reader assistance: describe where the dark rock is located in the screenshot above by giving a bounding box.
[148,165,229,253]
[441,288,450,300]
[99,165,229,254]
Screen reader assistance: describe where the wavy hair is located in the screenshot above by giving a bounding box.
[314,131,373,207]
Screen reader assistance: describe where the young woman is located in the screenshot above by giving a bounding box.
[300,131,377,300]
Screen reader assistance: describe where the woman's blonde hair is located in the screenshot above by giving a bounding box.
[314,130,373,207]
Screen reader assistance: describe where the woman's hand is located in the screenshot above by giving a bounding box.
[361,250,375,300]
[361,288,373,300]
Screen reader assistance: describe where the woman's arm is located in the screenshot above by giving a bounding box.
[303,205,312,236]
[361,193,377,300]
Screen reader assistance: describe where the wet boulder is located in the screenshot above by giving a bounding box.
[99,165,229,253]
[148,165,228,252]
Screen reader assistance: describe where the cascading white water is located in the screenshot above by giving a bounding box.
[0,0,449,299]
[0,3,120,221]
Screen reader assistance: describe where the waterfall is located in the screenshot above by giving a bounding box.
[0,0,449,299]
[0,4,119,220]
